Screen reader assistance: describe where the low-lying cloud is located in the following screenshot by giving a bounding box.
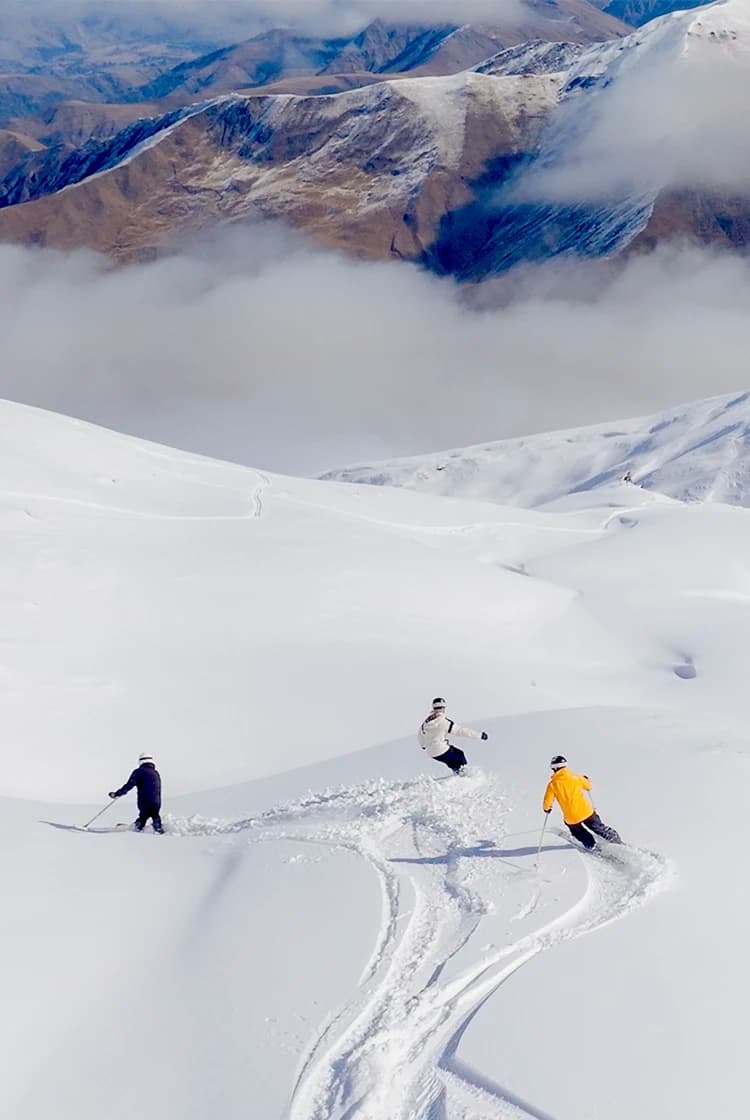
[1,228,749,474]
[520,11,750,202]
[227,0,526,34]
[6,0,525,40]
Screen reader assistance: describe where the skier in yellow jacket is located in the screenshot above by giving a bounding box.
[543,755,622,849]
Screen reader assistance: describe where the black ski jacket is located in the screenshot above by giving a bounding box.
[113,763,161,811]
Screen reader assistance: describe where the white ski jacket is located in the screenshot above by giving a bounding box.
[417,712,483,758]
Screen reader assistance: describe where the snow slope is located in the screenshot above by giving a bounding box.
[5,399,750,1119]
[324,390,750,508]
[0,398,617,800]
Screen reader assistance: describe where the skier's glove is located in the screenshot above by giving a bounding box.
[108,791,118,799]
[544,809,552,814]
[481,731,488,740]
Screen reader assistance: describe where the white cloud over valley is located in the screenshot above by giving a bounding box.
[519,2,750,202]
[1,229,749,474]
[224,0,526,34]
[10,0,526,39]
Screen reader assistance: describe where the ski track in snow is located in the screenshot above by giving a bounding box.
[167,772,670,1120]
[0,469,269,522]
[251,470,269,519]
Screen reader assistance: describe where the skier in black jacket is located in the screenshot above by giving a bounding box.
[109,754,163,833]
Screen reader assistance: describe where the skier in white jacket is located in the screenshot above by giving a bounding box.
[418,697,488,774]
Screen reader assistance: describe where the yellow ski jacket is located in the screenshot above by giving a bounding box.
[543,767,593,825]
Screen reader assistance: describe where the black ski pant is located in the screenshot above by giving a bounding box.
[567,812,621,849]
[135,805,163,832]
[434,746,467,774]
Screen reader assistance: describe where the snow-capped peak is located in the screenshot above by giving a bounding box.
[563,0,750,90]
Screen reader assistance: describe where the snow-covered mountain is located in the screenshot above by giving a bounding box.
[440,0,750,276]
[0,5,615,259]
[0,0,745,268]
[6,397,750,1120]
[604,0,709,23]
[324,391,750,508]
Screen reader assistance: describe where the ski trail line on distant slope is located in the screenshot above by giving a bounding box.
[252,471,269,519]
[169,775,670,1120]
[0,468,270,522]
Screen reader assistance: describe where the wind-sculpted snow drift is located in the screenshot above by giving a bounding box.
[172,772,669,1120]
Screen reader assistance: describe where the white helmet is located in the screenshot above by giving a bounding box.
[138,753,154,764]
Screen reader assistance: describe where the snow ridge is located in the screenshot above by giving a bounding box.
[323,391,750,510]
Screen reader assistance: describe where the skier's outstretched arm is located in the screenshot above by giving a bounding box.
[449,721,488,741]
[110,769,138,798]
[543,781,554,813]
[581,775,592,792]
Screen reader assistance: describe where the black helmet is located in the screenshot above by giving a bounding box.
[431,697,446,710]
[550,755,567,771]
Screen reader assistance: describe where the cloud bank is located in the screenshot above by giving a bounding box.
[520,8,750,203]
[8,0,525,39]
[227,0,525,34]
[1,228,749,474]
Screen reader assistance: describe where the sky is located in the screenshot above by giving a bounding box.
[0,231,748,475]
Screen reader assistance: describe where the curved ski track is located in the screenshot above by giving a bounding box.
[171,772,670,1120]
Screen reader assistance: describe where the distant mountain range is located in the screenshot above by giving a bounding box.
[0,6,252,130]
[0,5,626,137]
[122,5,627,105]
[0,0,745,274]
[602,0,708,21]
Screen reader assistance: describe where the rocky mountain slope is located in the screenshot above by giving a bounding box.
[0,72,563,259]
[0,4,629,259]
[430,0,750,277]
[0,127,42,178]
[0,1,746,273]
[0,5,256,131]
[0,5,628,138]
[603,0,708,23]
[130,6,627,106]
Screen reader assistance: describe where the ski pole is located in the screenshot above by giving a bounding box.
[536,813,550,868]
[83,799,116,830]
